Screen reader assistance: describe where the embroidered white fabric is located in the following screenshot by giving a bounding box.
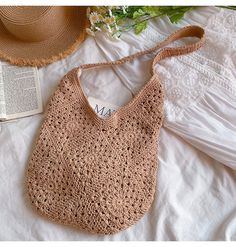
[0,7,235,240]
[156,8,236,170]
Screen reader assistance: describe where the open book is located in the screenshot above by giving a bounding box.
[0,62,43,121]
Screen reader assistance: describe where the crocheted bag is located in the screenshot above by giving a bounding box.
[27,26,205,234]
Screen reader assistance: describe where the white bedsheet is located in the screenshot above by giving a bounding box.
[0,7,236,240]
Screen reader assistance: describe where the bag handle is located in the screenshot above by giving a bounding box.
[78,25,205,74]
[151,25,205,73]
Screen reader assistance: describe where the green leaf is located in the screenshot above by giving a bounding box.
[133,9,145,19]
[158,6,193,17]
[134,20,148,34]
[125,6,142,18]
[168,12,185,23]
[142,6,161,17]
[171,6,183,9]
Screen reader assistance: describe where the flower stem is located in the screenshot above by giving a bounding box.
[119,14,162,33]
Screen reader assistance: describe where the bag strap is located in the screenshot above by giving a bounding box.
[150,25,205,74]
[78,25,205,74]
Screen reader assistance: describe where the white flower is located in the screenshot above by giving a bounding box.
[89,12,101,25]
[103,16,116,25]
[86,28,95,37]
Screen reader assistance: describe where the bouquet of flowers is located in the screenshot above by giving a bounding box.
[86,6,236,39]
[86,6,195,39]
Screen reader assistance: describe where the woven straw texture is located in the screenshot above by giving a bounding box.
[0,6,87,67]
[26,26,205,234]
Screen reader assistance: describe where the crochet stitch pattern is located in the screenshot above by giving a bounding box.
[26,26,205,234]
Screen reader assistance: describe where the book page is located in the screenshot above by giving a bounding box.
[1,62,43,120]
[0,63,6,120]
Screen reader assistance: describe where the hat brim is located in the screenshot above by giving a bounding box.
[0,7,88,67]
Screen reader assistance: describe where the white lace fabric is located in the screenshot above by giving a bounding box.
[159,8,236,169]
[157,40,236,169]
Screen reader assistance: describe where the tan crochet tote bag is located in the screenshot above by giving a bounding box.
[27,26,205,234]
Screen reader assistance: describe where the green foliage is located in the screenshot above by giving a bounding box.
[128,6,195,33]
[134,20,148,34]
[90,6,236,38]
[87,6,236,38]
[133,9,146,19]
[169,12,185,23]
[159,6,194,23]
[142,6,161,17]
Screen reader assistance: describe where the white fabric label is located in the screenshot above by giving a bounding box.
[88,97,120,118]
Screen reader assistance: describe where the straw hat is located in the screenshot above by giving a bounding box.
[0,6,88,67]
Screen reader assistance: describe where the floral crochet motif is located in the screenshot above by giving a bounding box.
[26,26,205,234]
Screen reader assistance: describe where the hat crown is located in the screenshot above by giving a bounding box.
[0,6,50,23]
[0,6,70,42]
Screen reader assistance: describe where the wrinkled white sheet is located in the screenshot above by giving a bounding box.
[0,7,236,240]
